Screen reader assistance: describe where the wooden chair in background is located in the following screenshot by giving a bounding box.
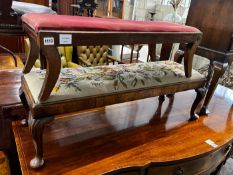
[174,0,233,115]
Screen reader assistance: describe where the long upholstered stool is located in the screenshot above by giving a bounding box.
[20,13,206,169]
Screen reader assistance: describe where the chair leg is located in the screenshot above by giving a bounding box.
[190,88,206,121]
[199,61,228,115]
[23,37,39,74]
[159,95,165,102]
[38,46,61,102]
[166,94,175,98]
[19,87,29,126]
[174,50,184,64]
[28,113,54,169]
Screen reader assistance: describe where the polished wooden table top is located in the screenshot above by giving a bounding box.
[0,68,22,117]
[0,70,22,150]
[13,85,233,175]
[0,70,21,108]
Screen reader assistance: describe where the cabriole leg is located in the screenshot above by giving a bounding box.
[28,113,54,169]
[19,87,29,126]
[190,88,206,121]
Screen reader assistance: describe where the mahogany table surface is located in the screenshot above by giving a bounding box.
[0,69,21,108]
[0,70,22,150]
[13,85,233,175]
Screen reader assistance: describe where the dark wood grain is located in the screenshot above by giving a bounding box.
[160,43,173,61]
[38,46,61,102]
[56,0,74,15]
[0,0,24,53]
[187,0,233,53]
[184,0,233,62]
[0,70,21,108]
[13,85,233,175]
[20,0,49,6]
[0,70,23,175]
[23,37,39,74]
[0,0,50,53]
[148,44,156,61]
[0,70,22,150]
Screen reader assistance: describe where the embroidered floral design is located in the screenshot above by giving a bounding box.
[35,61,187,94]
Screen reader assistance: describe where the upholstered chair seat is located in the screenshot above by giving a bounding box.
[78,45,120,66]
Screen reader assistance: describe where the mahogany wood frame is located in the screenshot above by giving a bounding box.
[22,22,203,102]
[20,21,207,169]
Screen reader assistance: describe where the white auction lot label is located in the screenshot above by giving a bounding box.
[44,37,54,45]
[59,34,72,45]
[205,139,218,148]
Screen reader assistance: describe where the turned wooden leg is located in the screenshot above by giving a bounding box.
[190,88,206,121]
[159,95,165,102]
[174,50,184,64]
[19,87,29,126]
[148,44,156,61]
[23,37,39,74]
[160,43,173,61]
[28,114,54,169]
[199,61,228,115]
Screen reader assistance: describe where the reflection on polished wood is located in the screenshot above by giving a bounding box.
[0,70,26,121]
[0,70,24,174]
[0,70,21,108]
[13,85,233,175]
[0,70,22,150]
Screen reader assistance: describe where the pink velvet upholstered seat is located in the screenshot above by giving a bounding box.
[22,13,200,33]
